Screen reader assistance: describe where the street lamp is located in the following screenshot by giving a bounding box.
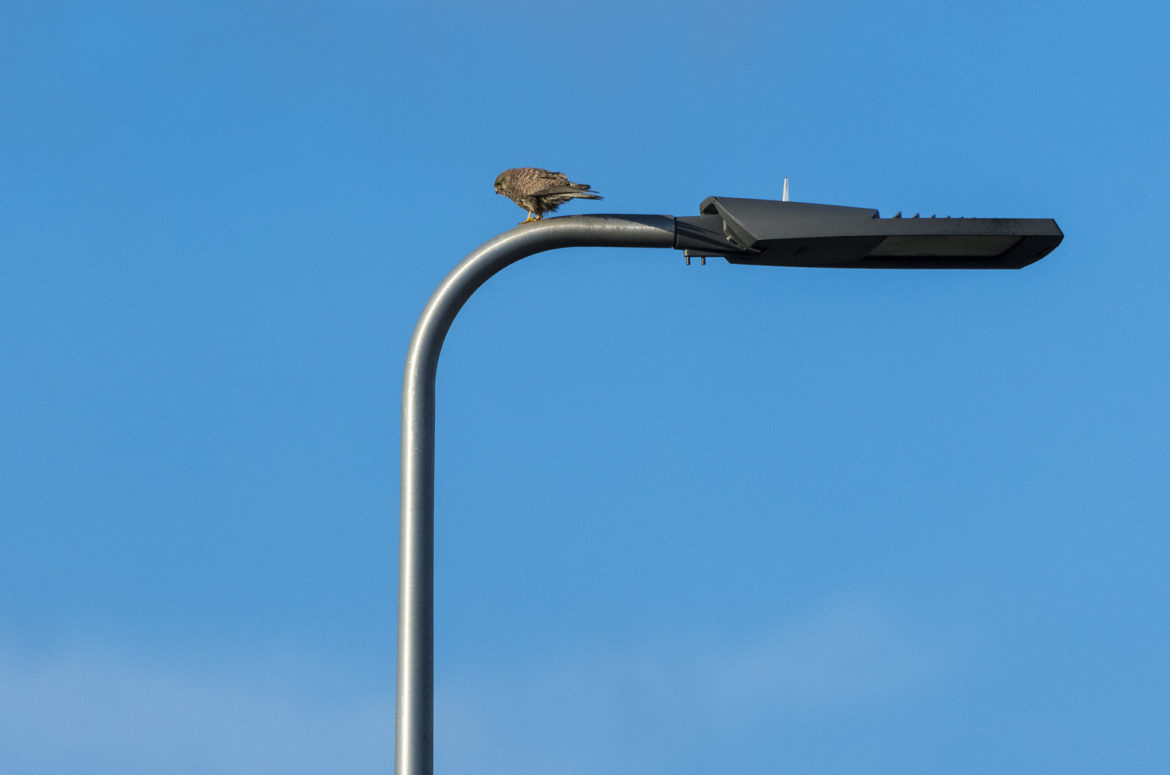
[396,198,1062,775]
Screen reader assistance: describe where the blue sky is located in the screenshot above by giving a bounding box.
[2,1,1168,772]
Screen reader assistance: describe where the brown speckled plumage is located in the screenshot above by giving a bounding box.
[494,167,602,223]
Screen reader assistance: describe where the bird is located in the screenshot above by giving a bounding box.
[494,167,602,223]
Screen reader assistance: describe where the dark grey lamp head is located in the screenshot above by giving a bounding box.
[675,197,1063,269]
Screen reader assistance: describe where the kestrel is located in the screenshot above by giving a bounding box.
[494,167,602,223]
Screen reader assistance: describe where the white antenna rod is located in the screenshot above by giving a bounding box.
[782,177,790,202]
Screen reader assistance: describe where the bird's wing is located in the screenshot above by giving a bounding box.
[529,169,568,184]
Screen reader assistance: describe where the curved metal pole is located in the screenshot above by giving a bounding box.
[398,214,677,775]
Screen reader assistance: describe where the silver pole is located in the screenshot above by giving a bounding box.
[397,215,677,775]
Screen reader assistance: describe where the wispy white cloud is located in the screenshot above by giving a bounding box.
[0,642,393,774]
[0,597,962,775]
[437,595,965,775]
[699,596,955,710]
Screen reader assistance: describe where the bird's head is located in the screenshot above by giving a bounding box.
[493,173,506,195]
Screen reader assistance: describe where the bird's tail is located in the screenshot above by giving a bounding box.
[540,184,603,200]
[571,182,601,200]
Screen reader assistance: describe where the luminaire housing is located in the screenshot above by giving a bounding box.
[675,197,1063,269]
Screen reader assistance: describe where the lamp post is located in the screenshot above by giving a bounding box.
[396,200,1062,775]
